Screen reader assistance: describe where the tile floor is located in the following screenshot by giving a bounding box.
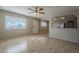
[0,34,79,53]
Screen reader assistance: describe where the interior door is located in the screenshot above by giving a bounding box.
[32,19,39,34]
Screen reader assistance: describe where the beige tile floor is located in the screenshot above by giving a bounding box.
[0,34,79,53]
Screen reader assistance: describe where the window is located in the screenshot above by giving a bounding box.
[5,16,26,29]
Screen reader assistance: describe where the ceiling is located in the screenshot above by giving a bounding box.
[0,6,79,20]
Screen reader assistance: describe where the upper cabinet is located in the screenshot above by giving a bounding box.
[51,15,77,29]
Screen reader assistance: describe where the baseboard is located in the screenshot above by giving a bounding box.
[49,36,79,43]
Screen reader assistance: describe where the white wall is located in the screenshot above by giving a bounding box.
[49,10,79,43]
[76,14,79,28]
[49,28,79,43]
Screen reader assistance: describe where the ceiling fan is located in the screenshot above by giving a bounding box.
[28,7,45,16]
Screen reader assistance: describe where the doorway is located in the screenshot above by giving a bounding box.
[40,21,49,34]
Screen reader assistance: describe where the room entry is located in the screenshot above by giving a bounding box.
[32,19,40,34]
[40,21,49,34]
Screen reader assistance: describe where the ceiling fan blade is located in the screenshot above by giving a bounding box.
[28,8,34,11]
[39,8,43,11]
[38,12,45,14]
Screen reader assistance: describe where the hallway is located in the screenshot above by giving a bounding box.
[0,34,79,53]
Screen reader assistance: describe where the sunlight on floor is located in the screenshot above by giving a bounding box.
[31,37,46,41]
[5,41,27,53]
[30,37,47,44]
